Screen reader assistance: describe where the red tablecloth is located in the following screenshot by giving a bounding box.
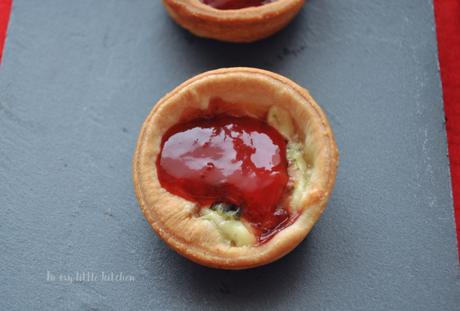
[0,0,459,257]
[434,0,460,259]
[0,0,11,63]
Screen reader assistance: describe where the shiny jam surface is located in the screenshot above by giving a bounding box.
[157,115,291,242]
[201,0,275,10]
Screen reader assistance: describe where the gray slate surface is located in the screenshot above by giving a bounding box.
[0,0,459,310]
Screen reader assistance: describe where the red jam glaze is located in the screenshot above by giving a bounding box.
[157,115,291,241]
[201,0,275,10]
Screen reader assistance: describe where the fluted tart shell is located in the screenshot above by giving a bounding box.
[133,67,338,269]
[162,0,305,43]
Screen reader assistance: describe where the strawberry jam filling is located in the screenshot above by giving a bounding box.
[157,115,291,242]
[201,0,276,10]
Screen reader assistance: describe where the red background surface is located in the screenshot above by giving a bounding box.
[0,0,11,63]
[434,0,460,259]
[0,0,458,255]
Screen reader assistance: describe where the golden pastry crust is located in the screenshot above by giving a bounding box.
[133,67,338,269]
[162,0,305,42]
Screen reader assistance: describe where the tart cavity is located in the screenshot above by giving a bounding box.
[201,0,276,10]
[133,67,338,269]
[157,115,291,243]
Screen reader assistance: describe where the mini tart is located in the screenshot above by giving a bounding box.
[133,67,338,269]
[162,0,305,42]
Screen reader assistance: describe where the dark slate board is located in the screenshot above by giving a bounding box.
[0,0,459,310]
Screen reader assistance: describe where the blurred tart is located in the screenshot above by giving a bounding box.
[162,0,305,42]
[133,67,338,269]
